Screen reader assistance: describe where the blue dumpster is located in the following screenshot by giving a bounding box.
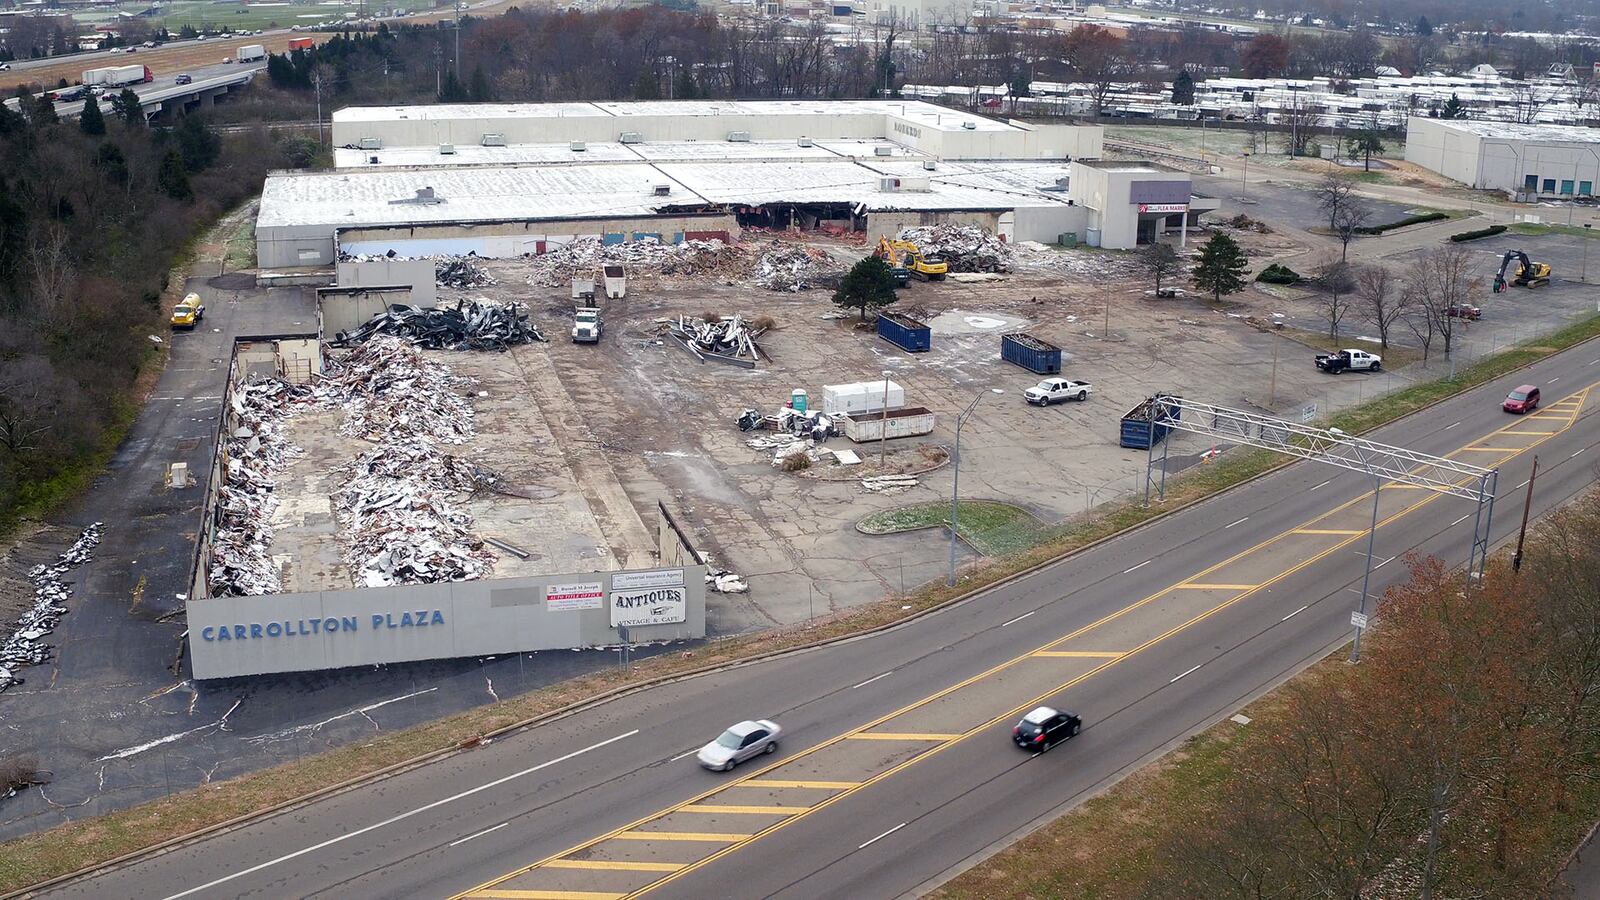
[877,312,931,353]
[1001,332,1062,374]
[1119,393,1182,449]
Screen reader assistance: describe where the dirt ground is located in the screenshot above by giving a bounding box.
[448,231,1408,633]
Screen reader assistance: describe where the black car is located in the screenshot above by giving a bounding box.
[1012,706,1082,751]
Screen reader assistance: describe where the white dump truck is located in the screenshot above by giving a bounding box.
[572,307,603,343]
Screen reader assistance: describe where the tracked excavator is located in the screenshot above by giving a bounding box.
[1493,249,1551,292]
[875,237,949,282]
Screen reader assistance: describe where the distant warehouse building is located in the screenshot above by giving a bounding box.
[1406,117,1600,201]
[255,99,1213,268]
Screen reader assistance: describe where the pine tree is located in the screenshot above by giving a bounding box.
[1171,70,1194,105]
[157,150,192,201]
[833,256,899,321]
[1441,93,1466,119]
[1191,233,1249,302]
[31,93,58,126]
[177,113,220,171]
[113,88,145,126]
[79,92,106,136]
[468,66,492,102]
[1415,15,1432,36]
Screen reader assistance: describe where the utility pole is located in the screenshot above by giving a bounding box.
[1512,456,1538,572]
[1350,473,1381,664]
[1239,151,1250,202]
[1267,337,1279,408]
[1583,223,1592,283]
[454,0,462,81]
[948,389,1003,586]
[878,370,891,471]
[313,68,324,148]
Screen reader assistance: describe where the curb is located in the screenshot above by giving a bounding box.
[12,328,1600,897]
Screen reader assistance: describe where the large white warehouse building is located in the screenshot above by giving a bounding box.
[1405,117,1600,200]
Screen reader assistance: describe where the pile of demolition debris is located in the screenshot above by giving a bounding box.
[436,255,497,289]
[209,379,315,596]
[0,523,101,693]
[861,474,919,493]
[669,314,768,366]
[1010,241,1144,278]
[524,237,740,287]
[333,301,544,352]
[898,224,1011,273]
[319,337,498,587]
[751,240,837,291]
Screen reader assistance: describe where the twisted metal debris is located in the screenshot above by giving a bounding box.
[0,523,103,693]
[333,301,544,352]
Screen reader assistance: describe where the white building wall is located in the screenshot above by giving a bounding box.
[1404,117,1483,188]
[1479,140,1600,197]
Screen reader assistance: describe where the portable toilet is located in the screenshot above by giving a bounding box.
[791,389,808,413]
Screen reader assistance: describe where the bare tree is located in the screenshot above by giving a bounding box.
[1355,265,1407,349]
[1409,244,1478,361]
[1333,201,1371,262]
[1141,242,1183,296]
[1315,171,1356,230]
[1280,98,1322,156]
[0,354,82,460]
[1402,271,1436,362]
[1312,256,1356,340]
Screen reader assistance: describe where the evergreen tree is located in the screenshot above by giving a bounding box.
[176,114,221,172]
[1441,93,1466,119]
[437,70,468,103]
[1171,70,1194,105]
[96,141,129,185]
[112,88,145,126]
[1191,233,1249,302]
[1348,129,1385,171]
[32,93,58,126]
[469,66,492,102]
[832,256,898,321]
[79,92,105,136]
[157,150,192,201]
[674,68,699,100]
[634,69,661,100]
[1415,15,1432,36]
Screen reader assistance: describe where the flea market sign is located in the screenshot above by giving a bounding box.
[1138,203,1188,214]
[610,568,687,628]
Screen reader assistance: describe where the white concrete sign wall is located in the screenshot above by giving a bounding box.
[187,565,705,680]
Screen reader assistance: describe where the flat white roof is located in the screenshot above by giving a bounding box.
[332,142,642,168]
[257,164,694,229]
[331,99,1024,134]
[1417,118,1600,145]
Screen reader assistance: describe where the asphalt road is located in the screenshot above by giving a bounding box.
[30,336,1600,899]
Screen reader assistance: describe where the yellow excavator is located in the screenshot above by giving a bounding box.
[873,237,912,287]
[1493,249,1551,292]
[876,237,949,282]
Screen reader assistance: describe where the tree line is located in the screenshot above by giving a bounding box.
[0,90,308,527]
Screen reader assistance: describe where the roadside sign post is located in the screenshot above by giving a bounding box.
[1350,611,1368,630]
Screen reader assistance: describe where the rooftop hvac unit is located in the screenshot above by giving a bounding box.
[480,133,505,146]
[357,137,382,150]
[727,131,751,142]
[797,136,814,147]
[620,131,644,144]
[873,146,893,157]
[438,143,456,155]
[878,177,900,192]
[570,141,587,151]
[367,155,379,165]
[653,183,672,196]
[961,121,977,130]
[900,176,931,192]
[922,160,936,171]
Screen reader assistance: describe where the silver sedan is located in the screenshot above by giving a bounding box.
[697,719,782,771]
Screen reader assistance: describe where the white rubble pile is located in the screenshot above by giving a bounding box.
[751,241,836,291]
[435,255,497,289]
[318,336,498,587]
[0,523,101,693]
[209,379,314,596]
[1010,241,1145,278]
[861,474,919,493]
[523,237,740,287]
[898,224,1012,273]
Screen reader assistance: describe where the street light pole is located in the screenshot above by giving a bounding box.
[1240,152,1250,202]
[878,370,891,471]
[948,389,1002,587]
[1512,455,1539,572]
[1584,224,1592,283]
[1350,473,1381,664]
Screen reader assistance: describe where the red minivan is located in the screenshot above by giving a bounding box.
[1504,385,1540,414]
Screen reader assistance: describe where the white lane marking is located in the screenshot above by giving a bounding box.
[670,748,700,762]
[1374,555,1397,570]
[1224,516,1249,529]
[449,823,507,847]
[1000,611,1036,627]
[859,822,908,849]
[1549,377,1562,384]
[1123,559,1152,574]
[1589,359,1599,366]
[851,670,896,689]
[1170,664,1202,684]
[1443,421,1461,431]
[1516,480,1530,490]
[1574,447,1588,458]
[160,730,640,900]
[1282,604,1309,621]
[1310,479,1332,491]
[1451,514,1472,527]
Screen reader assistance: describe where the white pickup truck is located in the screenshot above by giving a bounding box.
[1315,348,1382,374]
[1024,377,1093,406]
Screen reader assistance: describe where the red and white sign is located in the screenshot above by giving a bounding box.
[1138,203,1189,214]
[546,582,604,612]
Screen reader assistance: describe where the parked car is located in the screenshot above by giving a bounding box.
[1503,385,1540,414]
[1012,706,1082,751]
[697,719,781,771]
[170,293,205,329]
[1315,348,1382,374]
[175,73,192,85]
[0,63,11,72]
[1445,303,1482,320]
[1023,377,1093,406]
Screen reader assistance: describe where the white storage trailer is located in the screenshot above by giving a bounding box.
[822,380,905,417]
[237,44,267,62]
[82,64,151,87]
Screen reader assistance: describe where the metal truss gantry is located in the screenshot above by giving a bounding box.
[1139,396,1499,660]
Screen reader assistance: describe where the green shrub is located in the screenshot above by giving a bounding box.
[1449,224,1508,242]
[1255,263,1302,284]
[1353,211,1449,235]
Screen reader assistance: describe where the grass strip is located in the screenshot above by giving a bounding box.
[1509,221,1600,241]
[3,313,1600,894]
[858,501,1046,557]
